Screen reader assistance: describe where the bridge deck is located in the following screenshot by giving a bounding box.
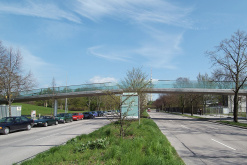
[1,80,247,102]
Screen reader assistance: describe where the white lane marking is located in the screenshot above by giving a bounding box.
[211,139,236,151]
[181,125,189,129]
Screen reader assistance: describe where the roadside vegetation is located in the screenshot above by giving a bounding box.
[217,121,247,128]
[12,103,79,116]
[20,118,184,165]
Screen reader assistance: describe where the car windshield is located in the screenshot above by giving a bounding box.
[39,116,50,119]
[72,113,79,115]
[0,117,14,123]
[57,114,65,117]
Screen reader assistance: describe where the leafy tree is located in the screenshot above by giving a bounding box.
[206,30,247,122]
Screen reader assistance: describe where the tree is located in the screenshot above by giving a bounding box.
[105,67,151,137]
[197,73,213,115]
[174,77,190,114]
[0,42,35,116]
[206,30,247,122]
[119,67,151,116]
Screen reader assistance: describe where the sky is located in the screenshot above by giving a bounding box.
[0,0,247,88]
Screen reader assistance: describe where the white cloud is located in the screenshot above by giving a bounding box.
[135,30,184,69]
[88,31,184,69]
[89,76,118,83]
[87,46,131,62]
[73,0,193,27]
[0,0,81,23]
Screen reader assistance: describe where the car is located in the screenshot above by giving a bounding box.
[102,111,107,116]
[91,111,98,117]
[107,110,113,115]
[72,113,84,121]
[147,108,151,112]
[34,116,58,127]
[83,112,95,119]
[55,113,73,123]
[97,111,104,117]
[0,116,34,135]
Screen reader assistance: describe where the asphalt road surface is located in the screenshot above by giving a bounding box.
[149,111,247,165]
[0,118,110,165]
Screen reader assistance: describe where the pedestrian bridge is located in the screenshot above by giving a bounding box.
[6,80,247,103]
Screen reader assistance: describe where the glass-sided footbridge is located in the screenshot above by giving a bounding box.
[3,80,245,103]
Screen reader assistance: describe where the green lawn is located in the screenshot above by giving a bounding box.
[20,118,184,165]
[12,103,80,116]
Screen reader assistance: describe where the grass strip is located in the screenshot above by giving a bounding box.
[13,103,79,116]
[217,121,247,128]
[20,118,185,165]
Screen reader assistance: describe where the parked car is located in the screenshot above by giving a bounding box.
[103,111,107,116]
[97,111,104,117]
[34,116,58,127]
[107,110,113,115]
[55,113,73,123]
[83,112,95,119]
[147,108,151,112]
[72,113,84,121]
[0,116,33,135]
[91,111,98,117]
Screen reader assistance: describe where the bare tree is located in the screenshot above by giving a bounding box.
[0,43,35,116]
[197,73,214,115]
[206,30,247,122]
[119,67,151,116]
[174,77,190,114]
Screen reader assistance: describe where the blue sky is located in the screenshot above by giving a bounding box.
[0,0,246,88]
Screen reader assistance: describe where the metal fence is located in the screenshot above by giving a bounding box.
[0,105,22,119]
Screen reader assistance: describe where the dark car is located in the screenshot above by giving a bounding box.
[83,112,95,119]
[72,113,84,121]
[91,111,98,117]
[0,116,33,135]
[97,111,104,117]
[34,116,58,127]
[55,113,73,123]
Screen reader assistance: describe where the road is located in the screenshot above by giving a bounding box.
[149,111,247,165]
[0,117,110,165]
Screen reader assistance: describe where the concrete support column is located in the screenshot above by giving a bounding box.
[246,96,247,119]
[54,99,58,116]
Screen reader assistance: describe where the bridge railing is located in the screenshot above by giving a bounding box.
[16,80,246,98]
[153,80,236,89]
[18,82,120,97]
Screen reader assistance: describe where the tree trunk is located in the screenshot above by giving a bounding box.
[8,101,12,117]
[233,93,238,122]
[191,104,193,116]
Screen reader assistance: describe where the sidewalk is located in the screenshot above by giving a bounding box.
[191,113,247,124]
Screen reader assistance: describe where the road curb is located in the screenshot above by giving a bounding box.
[208,120,247,129]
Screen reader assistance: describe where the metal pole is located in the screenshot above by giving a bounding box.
[54,99,58,116]
[138,94,140,125]
[65,72,68,113]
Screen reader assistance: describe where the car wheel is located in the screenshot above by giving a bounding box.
[55,121,58,125]
[3,127,9,135]
[76,118,79,121]
[44,122,48,127]
[70,119,73,122]
[27,124,31,130]
[63,120,66,124]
